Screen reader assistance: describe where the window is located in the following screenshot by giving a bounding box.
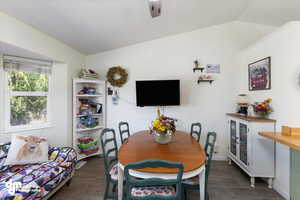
[3,55,52,131]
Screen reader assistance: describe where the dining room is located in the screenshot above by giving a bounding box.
[2,1,300,199]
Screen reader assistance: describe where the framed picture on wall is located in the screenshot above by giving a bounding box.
[248,57,271,91]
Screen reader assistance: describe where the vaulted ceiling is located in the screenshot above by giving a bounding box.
[0,0,299,55]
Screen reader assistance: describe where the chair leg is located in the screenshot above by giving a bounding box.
[112,183,117,192]
[184,188,188,200]
[205,191,209,200]
[104,180,110,200]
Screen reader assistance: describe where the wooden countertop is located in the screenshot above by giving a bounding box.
[226,113,276,123]
[259,132,300,151]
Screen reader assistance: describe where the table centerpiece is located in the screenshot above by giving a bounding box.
[150,109,176,144]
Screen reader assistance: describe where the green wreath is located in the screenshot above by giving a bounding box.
[106,66,128,87]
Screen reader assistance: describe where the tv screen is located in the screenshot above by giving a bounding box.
[136,80,180,107]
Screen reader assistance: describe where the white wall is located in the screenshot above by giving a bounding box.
[0,12,85,146]
[86,21,274,159]
[235,22,300,199]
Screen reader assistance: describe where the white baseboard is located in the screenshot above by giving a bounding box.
[273,181,289,200]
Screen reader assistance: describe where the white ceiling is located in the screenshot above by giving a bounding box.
[0,0,298,55]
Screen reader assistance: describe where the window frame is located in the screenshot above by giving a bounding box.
[4,71,52,132]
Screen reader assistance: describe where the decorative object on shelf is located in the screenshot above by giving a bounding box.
[78,86,97,95]
[150,108,176,144]
[77,136,99,156]
[78,116,99,129]
[112,90,119,105]
[79,69,99,80]
[198,74,214,84]
[236,94,250,116]
[206,64,220,74]
[106,66,128,87]
[78,99,100,115]
[193,60,205,72]
[248,57,271,91]
[252,98,273,118]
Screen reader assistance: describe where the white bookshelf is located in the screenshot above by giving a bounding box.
[73,78,106,161]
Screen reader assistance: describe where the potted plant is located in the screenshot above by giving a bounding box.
[150,109,176,144]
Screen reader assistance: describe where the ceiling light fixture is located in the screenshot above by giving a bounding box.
[148,0,162,18]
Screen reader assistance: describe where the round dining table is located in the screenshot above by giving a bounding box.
[117,130,206,200]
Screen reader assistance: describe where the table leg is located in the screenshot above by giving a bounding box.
[118,163,124,200]
[199,167,206,200]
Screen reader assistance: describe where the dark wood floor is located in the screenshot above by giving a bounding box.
[51,157,284,200]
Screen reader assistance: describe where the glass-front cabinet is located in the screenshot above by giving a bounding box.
[227,114,275,189]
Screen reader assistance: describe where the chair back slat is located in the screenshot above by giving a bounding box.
[100,128,118,176]
[190,122,202,142]
[124,159,184,200]
[204,132,217,200]
[119,122,130,144]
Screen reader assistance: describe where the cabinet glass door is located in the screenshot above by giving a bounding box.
[239,123,248,166]
[230,120,237,156]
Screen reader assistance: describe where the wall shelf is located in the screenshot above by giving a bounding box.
[193,67,205,72]
[197,79,214,84]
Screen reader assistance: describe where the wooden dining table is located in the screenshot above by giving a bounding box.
[117,130,207,200]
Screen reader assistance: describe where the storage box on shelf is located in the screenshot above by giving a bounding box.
[226,113,276,189]
[73,78,107,161]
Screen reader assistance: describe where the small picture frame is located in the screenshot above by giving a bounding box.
[248,57,271,91]
[206,64,220,74]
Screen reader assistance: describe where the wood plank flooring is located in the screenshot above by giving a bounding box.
[51,157,284,200]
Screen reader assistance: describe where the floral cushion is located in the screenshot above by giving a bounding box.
[109,163,118,180]
[182,175,199,185]
[131,186,176,197]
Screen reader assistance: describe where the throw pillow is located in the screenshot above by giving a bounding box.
[4,135,49,166]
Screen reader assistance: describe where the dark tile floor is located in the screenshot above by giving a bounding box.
[51,157,284,200]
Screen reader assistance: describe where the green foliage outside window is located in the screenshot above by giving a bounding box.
[8,71,49,126]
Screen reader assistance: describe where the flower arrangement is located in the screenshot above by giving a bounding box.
[151,109,176,135]
[253,98,273,117]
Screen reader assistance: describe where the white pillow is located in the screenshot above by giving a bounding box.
[4,135,49,166]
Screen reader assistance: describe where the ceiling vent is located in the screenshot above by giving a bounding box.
[148,0,162,18]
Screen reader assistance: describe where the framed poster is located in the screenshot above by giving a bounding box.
[248,57,271,91]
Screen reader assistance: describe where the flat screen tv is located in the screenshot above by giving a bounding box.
[136,80,180,107]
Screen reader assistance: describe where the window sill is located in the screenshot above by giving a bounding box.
[4,123,52,133]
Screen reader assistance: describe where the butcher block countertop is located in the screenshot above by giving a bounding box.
[259,132,300,151]
[226,113,276,123]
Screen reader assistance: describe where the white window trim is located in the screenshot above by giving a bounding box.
[4,71,52,133]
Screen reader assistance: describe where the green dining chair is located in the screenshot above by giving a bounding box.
[119,121,130,144]
[100,128,119,200]
[124,159,184,200]
[190,123,202,142]
[182,132,217,200]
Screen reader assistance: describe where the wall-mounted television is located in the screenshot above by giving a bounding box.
[136,80,180,107]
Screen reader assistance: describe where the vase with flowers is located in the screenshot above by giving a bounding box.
[252,98,273,118]
[150,108,176,144]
